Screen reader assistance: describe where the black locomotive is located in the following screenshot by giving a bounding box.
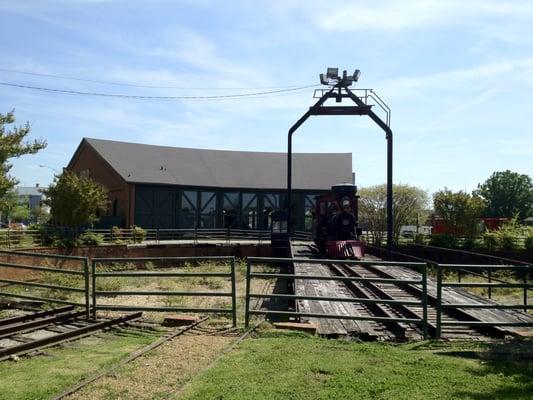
[312,183,365,258]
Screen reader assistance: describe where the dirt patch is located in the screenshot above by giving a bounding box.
[66,324,237,400]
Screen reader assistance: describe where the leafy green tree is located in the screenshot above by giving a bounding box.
[475,170,533,220]
[0,110,46,196]
[359,184,429,245]
[433,189,485,237]
[43,171,108,229]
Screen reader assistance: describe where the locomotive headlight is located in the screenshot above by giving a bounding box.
[341,198,350,207]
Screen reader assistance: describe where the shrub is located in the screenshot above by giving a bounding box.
[76,231,104,246]
[498,232,516,252]
[482,232,498,251]
[429,234,457,248]
[131,225,147,243]
[413,233,425,244]
[461,237,476,250]
[111,226,122,242]
[525,235,533,252]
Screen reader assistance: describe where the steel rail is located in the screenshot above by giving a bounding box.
[53,316,209,400]
[334,263,431,339]
[0,306,74,326]
[0,312,143,360]
[0,310,86,338]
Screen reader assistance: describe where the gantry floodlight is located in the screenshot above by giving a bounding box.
[326,67,339,79]
[353,69,361,82]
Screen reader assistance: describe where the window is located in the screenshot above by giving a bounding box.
[180,190,197,228]
[262,193,280,229]
[304,194,319,231]
[79,169,90,179]
[200,191,217,228]
[242,193,258,229]
[223,192,240,228]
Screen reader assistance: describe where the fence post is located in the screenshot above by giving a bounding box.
[457,269,461,283]
[110,227,113,243]
[436,263,442,340]
[422,263,429,340]
[524,270,528,313]
[7,228,10,248]
[231,257,237,327]
[84,258,90,320]
[91,260,97,320]
[156,228,160,245]
[488,268,492,299]
[244,259,252,328]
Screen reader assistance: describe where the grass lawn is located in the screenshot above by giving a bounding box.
[0,327,161,400]
[178,331,533,400]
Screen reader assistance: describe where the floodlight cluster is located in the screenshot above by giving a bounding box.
[319,68,361,87]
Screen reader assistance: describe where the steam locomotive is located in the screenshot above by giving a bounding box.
[312,183,365,259]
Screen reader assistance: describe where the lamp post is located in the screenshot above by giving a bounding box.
[286,68,394,259]
[39,164,60,174]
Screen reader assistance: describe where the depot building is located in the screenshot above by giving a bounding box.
[67,138,353,231]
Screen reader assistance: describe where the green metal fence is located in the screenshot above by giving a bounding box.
[435,263,533,339]
[91,256,237,326]
[244,257,429,339]
[0,249,90,319]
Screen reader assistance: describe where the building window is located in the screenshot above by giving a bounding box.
[112,199,118,217]
[304,194,319,231]
[223,192,240,228]
[200,191,217,228]
[262,193,280,229]
[180,190,197,229]
[79,169,90,179]
[242,193,258,229]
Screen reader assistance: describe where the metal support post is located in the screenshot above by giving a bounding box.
[231,257,237,327]
[244,259,252,328]
[386,132,393,259]
[524,271,528,313]
[421,263,429,340]
[436,264,442,340]
[91,260,97,320]
[488,269,492,299]
[84,259,90,320]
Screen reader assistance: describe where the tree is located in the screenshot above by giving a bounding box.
[433,189,485,237]
[0,110,46,197]
[0,190,20,223]
[43,171,108,229]
[359,184,429,245]
[475,170,533,220]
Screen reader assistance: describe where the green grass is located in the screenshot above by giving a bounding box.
[178,331,533,400]
[0,328,161,400]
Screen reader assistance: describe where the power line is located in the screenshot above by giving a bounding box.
[0,67,312,90]
[0,81,318,100]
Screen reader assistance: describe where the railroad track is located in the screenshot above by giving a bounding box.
[290,242,530,340]
[0,307,142,360]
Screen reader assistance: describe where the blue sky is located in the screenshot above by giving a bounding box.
[0,0,532,194]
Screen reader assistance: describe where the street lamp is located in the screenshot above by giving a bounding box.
[39,164,60,173]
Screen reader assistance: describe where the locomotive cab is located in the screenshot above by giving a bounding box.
[313,183,365,259]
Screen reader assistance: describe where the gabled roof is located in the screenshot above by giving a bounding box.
[69,138,353,191]
[16,186,43,197]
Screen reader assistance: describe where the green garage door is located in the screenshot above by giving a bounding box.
[135,185,176,229]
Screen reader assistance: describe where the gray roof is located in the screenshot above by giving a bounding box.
[16,186,43,197]
[75,138,352,191]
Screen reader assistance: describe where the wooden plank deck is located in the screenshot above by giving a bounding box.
[371,264,533,337]
[292,245,386,337]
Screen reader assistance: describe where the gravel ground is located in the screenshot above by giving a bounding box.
[66,324,239,400]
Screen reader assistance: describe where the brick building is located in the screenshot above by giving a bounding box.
[67,138,353,231]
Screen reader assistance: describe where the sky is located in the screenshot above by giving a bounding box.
[0,0,532,194]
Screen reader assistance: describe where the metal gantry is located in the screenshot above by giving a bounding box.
[286,68,393,258]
